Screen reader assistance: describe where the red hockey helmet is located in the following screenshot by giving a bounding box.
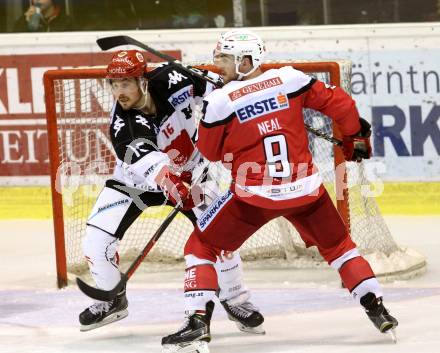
[106,50,146,79]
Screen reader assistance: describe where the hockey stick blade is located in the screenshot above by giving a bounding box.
[76,273,128,302]
[74,207,178,301]
[97,36,178,63]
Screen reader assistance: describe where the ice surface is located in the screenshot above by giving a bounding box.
[0,216,439,353]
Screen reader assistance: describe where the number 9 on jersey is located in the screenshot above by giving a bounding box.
[263,134,291,178]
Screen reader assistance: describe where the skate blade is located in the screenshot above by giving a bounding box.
[162,341,209,353]
[80,309,129,332]
[235,322,266,335]
[379,321,397,343]
[387,328,397,344]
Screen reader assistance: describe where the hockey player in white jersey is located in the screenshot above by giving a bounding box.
[79,50,264,335]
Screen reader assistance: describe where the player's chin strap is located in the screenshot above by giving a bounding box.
[139,77,148,94]
[235,56,259,81]
[134,78,153,111]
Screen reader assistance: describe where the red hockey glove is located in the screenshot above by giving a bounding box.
[180,171,192,185]
[342,118,372,162]
[156,167,201,211]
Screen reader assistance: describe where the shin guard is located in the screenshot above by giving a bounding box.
[184,264,218,312]
[82,226,121,290]
[215,250,249,302]
[338,256,382,301]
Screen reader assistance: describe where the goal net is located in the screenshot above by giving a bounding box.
[43,61,426,288]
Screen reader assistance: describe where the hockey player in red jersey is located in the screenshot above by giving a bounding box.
[161,29,398,352]
[79,50,264,334]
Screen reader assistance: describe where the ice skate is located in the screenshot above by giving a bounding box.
[79,287,128,331]
[161,301,214,353]
[221,296,265,334]
[360,292,398,343]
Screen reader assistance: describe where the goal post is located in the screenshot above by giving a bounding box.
[43,61,426,289]
[44,68,110,288]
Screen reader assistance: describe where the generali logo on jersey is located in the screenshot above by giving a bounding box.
[228,77,283,101]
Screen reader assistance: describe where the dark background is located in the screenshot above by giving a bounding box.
[1,0,439,33]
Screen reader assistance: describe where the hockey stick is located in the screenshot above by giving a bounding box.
[96,35,223,87]
[97,35,343,146]
[76,166,210,301]
[305,125,342,146]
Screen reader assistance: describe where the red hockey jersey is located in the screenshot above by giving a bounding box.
[197,66,361,209]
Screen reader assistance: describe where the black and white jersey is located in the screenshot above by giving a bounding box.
[147,63,216,169]
[110,102,164,192]
[109,63,218,191]
[110,103,158,164]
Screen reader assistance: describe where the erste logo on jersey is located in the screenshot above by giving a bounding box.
[235,91,290,123]
[168,85,194,109]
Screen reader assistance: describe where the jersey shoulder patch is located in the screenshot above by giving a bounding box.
[148,64,191,92]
